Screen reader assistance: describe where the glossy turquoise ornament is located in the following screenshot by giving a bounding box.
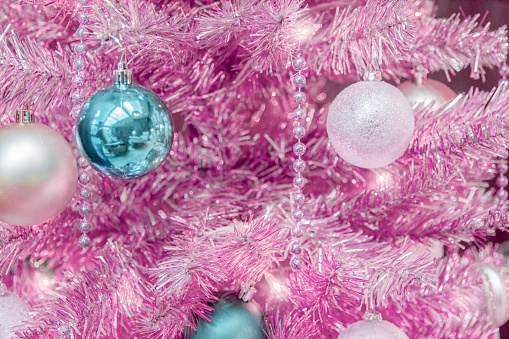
[76,63,173,179]
[191,294,266,339]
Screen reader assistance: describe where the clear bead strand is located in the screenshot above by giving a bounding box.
[496,152,509,201]
[73,0,93,246]
[289,55,307,270]
[497,65,509,201]
[77,157,93,247]
[70,0,90,119]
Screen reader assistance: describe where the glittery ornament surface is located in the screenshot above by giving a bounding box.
[326,81,414,168]
[0,292,29,338]
[338,320,409,339]
[76,84,173,179]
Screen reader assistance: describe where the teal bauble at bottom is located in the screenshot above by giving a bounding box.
[191,297,265,339]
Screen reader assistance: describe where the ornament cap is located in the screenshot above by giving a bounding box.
[113,62,133,86]
[363,310,382,322]
[363,71,382,82]
[414,66,429,86]
[15,106,34,124]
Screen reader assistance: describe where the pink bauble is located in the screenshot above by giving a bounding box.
[0,292,30,338]
[397,79,456,110]
[338,319,409,339]
[0,123,78,226]
[326,81,414,168]
[479,266,509,327]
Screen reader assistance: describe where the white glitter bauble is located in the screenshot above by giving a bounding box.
[398,79,456,110]
[326,81,414,168]
[0,292,29,338]
[338,319,409,339]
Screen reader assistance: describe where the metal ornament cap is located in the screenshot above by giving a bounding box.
[113,62,133,86]
[15,107,34,124]
[363,71,382,82]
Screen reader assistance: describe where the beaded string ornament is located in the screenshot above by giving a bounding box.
[72,0,93,246]
[496,64,509,201]
[289,55,308,270]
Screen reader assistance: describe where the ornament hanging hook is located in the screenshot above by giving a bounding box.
[374,54,382,73]
[361,50,382,81]
[22,78,28,109]
[23,78,30,112]
[120,47,127,65]
[120,46,133,67]
[367,30,383,73]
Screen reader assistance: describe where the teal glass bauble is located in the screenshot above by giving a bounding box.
[76,83,173,179]
[191,297,266,339]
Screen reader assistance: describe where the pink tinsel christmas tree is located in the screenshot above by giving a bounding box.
[0,0,508,338]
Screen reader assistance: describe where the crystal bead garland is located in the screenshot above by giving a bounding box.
[77,157,93,247]
[74,0,93,247]
[496,65,509,201]
[496,152,509,201]
[290,55,308,270]
[70,0,90,119]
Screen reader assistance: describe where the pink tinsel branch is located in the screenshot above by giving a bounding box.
[153,235,227,299]
[28,246,150,338]
[87,0,193,65]
[196,0,311,72]
[264,306,319,339]
[306,0,418,75]
[380,246,504,338]
[1,0,73,44]
[0,28,74,114]
[391,13,509,80]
